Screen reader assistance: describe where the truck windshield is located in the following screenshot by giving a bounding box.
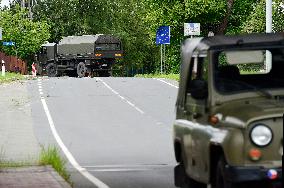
[41,46,47,54]
[214,49,284,95]
[95,43,121,51]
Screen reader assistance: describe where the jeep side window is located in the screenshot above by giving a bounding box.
[187,56,209,93]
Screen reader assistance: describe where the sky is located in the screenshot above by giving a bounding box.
[0,0,10,8]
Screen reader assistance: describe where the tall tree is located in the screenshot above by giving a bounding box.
[0,5,50,59]
[241,0,284,33]
[33,0,81,42]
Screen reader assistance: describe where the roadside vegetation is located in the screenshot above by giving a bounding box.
[0,72,25,84]
[39,146,71,185]
[135,74,179,81]
[0,145,71,185]
[1,0,283,75]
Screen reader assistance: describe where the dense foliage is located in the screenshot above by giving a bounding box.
[242,0,284,33]
[1,0,283,73]
[0,5,50,60]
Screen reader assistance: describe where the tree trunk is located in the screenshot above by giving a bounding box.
[217,0,235,34]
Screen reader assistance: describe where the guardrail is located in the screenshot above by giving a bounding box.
[0,52,27,75]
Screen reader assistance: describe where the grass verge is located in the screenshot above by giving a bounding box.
[0,72,25,84]
[135,73,180,81]
[39,145,71,185]
[0,146,72,185]
[0,161,35,168]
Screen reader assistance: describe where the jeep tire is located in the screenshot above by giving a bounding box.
[46,63,57,77]
[215,157,238,188]
[175,163,207,188]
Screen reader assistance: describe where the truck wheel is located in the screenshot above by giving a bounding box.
[46,63,57,77]
[175,163,207,188]
[215,157,238,188]
[77,62,87,78]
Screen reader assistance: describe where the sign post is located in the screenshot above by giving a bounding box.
[156,26,170,74]
[1,60,5,77]
[0,28,2,41]
[266,0,272,72]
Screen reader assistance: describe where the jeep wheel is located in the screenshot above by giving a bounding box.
[175,163,207,188]
[77,62,87,78]
[215,157,238,188]
[46,63,57,77]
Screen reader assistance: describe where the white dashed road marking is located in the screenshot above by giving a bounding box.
[154,78,179,89]
[97,78,145,114]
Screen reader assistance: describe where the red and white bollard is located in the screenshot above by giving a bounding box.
[1,60,5,77]
[32,62,37,77]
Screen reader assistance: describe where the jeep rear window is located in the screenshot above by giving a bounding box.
[214,49,284,95]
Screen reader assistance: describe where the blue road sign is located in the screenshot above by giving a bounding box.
[3,41,15,46]
[156,26,170,45]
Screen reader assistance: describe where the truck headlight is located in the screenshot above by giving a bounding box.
[251,125,273,147]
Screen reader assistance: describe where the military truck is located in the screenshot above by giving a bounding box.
[35,35,123,77]
[174,33,283,188]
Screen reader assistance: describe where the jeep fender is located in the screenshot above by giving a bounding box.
[174,119,245,184]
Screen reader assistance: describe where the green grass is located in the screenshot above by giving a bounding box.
[0,145,72,185]
[39,146,71,184]
[0,161,35,168]
[0,72,25,84]
[135,73,180,81]
[0,148,36,168]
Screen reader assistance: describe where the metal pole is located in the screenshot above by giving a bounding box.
[160,45,163,74]
[266,0,272,72]
[28,0,32,19]
[163,44,166,73]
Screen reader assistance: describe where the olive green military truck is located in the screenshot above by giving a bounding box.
[35,35,123,77]
[174,33,283,188]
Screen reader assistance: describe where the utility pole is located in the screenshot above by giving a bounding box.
[266,0,272,72]
[28,0,32,19]
[21,0,25,8]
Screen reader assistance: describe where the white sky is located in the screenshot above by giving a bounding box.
[0,0,10,8]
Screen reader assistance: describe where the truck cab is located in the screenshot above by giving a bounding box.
[174,33,283,188]
[35,43,57,75]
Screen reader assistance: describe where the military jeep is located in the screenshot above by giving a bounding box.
[174,33,283,188]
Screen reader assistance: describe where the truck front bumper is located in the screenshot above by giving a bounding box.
[226,165,282,184]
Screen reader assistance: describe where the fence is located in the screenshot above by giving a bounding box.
[0,52,27,75]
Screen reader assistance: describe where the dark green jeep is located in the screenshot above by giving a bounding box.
[174,33,283,188]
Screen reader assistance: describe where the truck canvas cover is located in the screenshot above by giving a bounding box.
[58,35,101,55]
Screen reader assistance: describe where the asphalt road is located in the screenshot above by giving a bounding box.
[27,77,179,188]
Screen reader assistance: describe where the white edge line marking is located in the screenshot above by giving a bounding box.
[154,78,179,89]
[39,87,109,188]
[81,164,172,168]
[87,169,148,172]
[98,78,145,114]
